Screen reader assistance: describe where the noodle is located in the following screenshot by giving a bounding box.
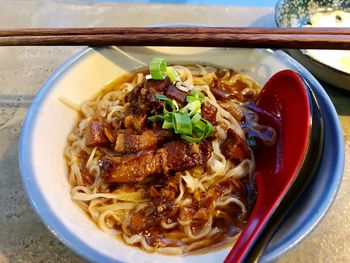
[64,63,274,254]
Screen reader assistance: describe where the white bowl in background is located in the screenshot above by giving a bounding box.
[275,0,350,91]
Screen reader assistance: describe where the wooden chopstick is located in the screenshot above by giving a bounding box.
[1,27,350,49]
[1,27,350,36]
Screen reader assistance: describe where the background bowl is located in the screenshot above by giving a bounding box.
[19,46,344,262]
[275,0,350,90]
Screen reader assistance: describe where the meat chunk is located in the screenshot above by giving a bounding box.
[193,208,209,221]
[211,73,259,103]
[128,204,160,234]
[210,85,233,100]
[101,151,162,183]
[198,139,213,168]
[148,185,161,198]
[125,84,143,104]
[230,79,259,102]
[85,115,113,147]
[124,78,171,124]
[125,78,169,109]
[144,77,171,94]
[111,118,123,131]
[159,141,210,174]
[210,177,247,200]
[115,131,157,153]
[221,128,249,162]
[160,174,179,201]
[165,85,188,106]
[122,79,174,134]
[115,129,174,153]
[201,102,217,123]
[145,78,172,112]
[100,140,212,183]
[123,113,147,134]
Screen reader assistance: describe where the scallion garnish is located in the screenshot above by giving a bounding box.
[154,94,169,100]
[149,58,180,84]
[193,120,207,136]
[179,100,201,116]
[162,119,174,129]
[180,134,203,143]
[191,112,201,124]
[173,113,192,135]
[147,57,213,143]
[149,57,167,80]
[149,90,214,143]
[167,66,180,83]
[155,94,179,113]
[186,90,205,104]
[148,115,164,122]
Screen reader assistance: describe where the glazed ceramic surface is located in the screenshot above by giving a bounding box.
[19,46,344,263]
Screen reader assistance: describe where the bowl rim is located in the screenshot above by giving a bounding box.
[274,0,350,78]
[18,46,345,263]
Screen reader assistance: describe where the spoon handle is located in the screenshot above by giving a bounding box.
[224,175,277,263]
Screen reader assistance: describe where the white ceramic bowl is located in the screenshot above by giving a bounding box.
[19,46,344,262]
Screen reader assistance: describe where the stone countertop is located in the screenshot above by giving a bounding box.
[0,1,349,262]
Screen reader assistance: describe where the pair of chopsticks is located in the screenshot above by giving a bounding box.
[1,27,350,49]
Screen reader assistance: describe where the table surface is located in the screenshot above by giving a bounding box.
[0,1,349,262]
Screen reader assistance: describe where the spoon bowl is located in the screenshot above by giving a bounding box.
[244,77,324,262]
[225,70,312,263]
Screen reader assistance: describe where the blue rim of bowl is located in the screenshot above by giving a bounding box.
[274,0,350,78]
[18,47,345,263]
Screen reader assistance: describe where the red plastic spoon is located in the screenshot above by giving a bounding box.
[224,70,311,263]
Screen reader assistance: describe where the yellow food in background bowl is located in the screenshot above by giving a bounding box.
[304,10,350,74]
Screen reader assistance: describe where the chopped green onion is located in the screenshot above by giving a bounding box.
[206,124,214,137]
[186,96,197,103]
[148,91,214,143]
[172,113,192,135]
[149,57,167,80]
[191,112,201,124]
[148,115,164,122]
[193,129,205,138]
[166,66,180,83]
[155,94,179,113]
[179,100,201,116]
[193,120,207,135]
[162,119,174,129]
[188,101,201,116]
[180,134,203,143]
[163,113,173,122]
[154,94,169,101]
[163,100,178,113]
[187,90,205,104]
[201,118,214,137]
